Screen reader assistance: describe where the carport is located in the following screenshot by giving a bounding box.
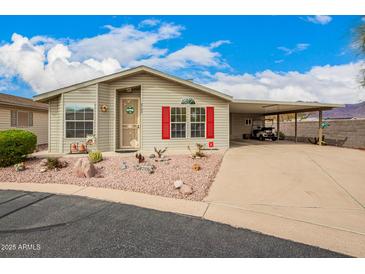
[229,99,343,145]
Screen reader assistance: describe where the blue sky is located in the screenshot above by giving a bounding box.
[0,15,364,103]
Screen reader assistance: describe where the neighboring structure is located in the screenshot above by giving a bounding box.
[279,119,365,149]
[0,93,48,145]
[33,66,342,153]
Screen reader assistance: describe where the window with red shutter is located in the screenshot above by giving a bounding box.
[161,106,170,139]
[206,106,214,139]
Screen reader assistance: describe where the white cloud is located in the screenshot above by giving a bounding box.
[277,43,310,55]
[0,18,362,105]
[70,23,183,65]
[130,42,229,70]
[139,19,160,27]
[0,20,230,94]
[209,40,231,49]
[205,62,364,104]
[0,33,122,93]
[305,15,332,25]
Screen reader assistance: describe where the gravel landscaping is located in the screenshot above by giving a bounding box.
[0,153,223,201]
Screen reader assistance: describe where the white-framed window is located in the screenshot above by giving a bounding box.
[11,110,33,127]
[245,118,252,126]
[171,107,186,138]
[191,107,206,138]
[65,104,94,138]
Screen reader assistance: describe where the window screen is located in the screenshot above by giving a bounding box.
[65,104,94,138]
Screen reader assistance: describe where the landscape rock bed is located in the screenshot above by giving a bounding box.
[0,153,223,201]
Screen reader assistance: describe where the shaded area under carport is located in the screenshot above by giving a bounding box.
[229,99,343,145]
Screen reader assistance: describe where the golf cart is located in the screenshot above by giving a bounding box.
[252,126,277,141]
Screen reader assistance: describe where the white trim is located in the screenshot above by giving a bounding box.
[190,106,206,139]
[232,99,344,108]
[63,103,95,139]
[95,83,99,150]
[48,101,51,152]
[113,89,117,151]
[60,93,64,153]
[170,106,188,139]
[140,83,144,151]
[15,110,33,128]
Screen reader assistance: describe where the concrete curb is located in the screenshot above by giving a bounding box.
[1,182,362,257]
[0,182,208,218]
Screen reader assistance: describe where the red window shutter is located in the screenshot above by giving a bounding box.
[206,106,214,139]
[162,106,170,140]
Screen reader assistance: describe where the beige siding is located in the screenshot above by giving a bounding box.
[48,72,230,153]
[106,72,230,153]
[97,83,114,151]
[230,113,264,140]
[0,105,48,145]
[49,97,62,152]
[62,85,97,153]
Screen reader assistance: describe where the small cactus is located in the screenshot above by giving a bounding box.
[135,153,145,163]
[88,150,103,163]
[154,147,167,158]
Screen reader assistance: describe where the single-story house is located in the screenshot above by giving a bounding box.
[33,66,342,153]
[0,93,48,145]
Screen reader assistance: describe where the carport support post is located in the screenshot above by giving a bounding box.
[294,113,298,143]
[276,114,280,140]
[318,110,323,146]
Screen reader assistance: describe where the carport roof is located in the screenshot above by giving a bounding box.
[230,99,344,115]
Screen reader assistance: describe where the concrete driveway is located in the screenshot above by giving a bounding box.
[204,140,365,257]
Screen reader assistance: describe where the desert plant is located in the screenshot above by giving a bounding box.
[354,18,365,86]
[135,153,145,163]
[88,150,103,163]
[0,129,37,167]
[278,131,285,140]
[46,157,61,169]
[154,147,167,158]
[188,143,206,158]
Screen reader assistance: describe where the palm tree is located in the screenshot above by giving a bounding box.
[355,17,365,86]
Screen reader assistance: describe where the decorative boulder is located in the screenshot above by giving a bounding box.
[134,163,156,174]
[120,161,128,170]
[59,160,68,168]
[179,184,193,195]
[174,180,184,189]
[149,154,155,159]
[39,167,48,173]
[73,158,96,178]
[14,162,26,172]
[192,163,201,171]
[39,158,48,167]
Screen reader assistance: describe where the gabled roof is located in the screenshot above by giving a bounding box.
[0,93,48,111]
[32,65,343,114]
[33,65,233,102]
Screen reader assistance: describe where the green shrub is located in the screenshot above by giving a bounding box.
[278,131,286,140]
[47,157,60,169]
[0,129,37,167]
[88,150,103,163]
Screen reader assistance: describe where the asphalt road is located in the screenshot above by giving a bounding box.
[0,190,348,258]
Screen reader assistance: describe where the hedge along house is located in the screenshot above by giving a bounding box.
[33,66,342,154]
[0,93,48,145]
